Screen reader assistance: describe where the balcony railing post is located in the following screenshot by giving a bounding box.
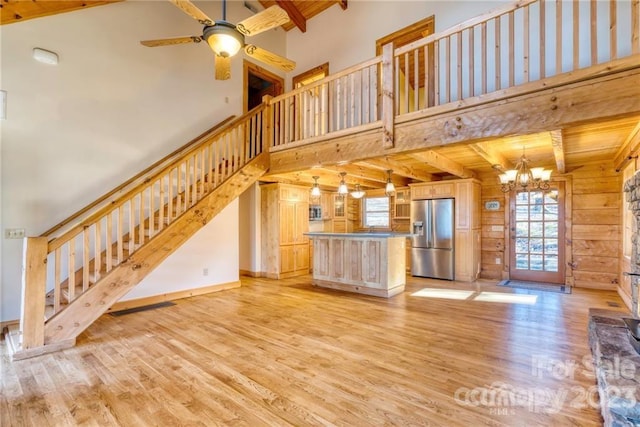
[20,236,48,350]
[381,42,395,148]
[262,95,273,154]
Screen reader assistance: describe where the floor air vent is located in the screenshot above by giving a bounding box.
[606,301,621,308]
[110,301,176,316]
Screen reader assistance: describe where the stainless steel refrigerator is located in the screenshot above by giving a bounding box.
[411,198,454,280]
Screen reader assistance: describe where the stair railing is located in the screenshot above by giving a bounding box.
[20,102,269,351]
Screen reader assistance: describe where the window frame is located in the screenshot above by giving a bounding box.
[362,195,391,229]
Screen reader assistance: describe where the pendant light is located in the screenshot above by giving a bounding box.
[310,176,321,200]
[351,184,365,199]
[385,170,396,196]
[337,172,349,195]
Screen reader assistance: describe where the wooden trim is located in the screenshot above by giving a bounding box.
[41,115,236,239]
[292,63,329,89]
[618,285,633,311]
[0,319,19,331]
[375,15,435,55]
[11,337,76,361]
[268,121,382,153]
[239,270,262,277]
[107,281,241,313]
[312,279,405,298]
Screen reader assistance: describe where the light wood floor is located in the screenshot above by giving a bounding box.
[1,275,624,426]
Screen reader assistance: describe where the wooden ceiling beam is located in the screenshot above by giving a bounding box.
[357,158,435,182]
[319,164,410,187]
[409,151,476,179]
[263,170,383,190]
[0,1,122,26]
[614,120,640,172]
[549,129,566,173]
[275,0,307,33]
[468,142,513,172]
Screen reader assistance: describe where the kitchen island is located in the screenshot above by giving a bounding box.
[305,232,410,297]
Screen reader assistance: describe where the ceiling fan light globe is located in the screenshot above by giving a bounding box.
[204,22,244,58]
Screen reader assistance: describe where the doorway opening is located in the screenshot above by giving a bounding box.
[509,184,565,284]
[243,60,284,112]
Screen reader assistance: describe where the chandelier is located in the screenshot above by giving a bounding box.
[498,148,552,193]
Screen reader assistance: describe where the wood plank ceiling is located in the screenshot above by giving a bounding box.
[0,0,346,28]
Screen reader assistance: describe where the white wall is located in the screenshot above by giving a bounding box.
[121,199,239,301]
[238,182,261,273]
[0,1,286,321]
[286,1,507,87]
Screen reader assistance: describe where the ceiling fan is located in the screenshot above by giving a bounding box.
[141,0,296,80]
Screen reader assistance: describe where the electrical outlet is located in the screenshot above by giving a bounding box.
[495,258,501,265]
[203,268,209,276]
[5,228,25,239]
[491,225,502,232]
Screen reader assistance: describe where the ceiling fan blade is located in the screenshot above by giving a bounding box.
[245,45,296,72]
[236,5,290,36]
[140,36,203,47]
[168,0,214,26]
[215,55,232,81]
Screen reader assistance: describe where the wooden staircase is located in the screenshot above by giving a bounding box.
[8,103,271,360]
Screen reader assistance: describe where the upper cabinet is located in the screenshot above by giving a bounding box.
[410,182,455,200]
[394,188,411,219]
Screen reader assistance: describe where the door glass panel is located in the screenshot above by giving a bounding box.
[515,253,529,269]
[530,222,543,237]
[512,188,562,277]
[516,222,528,237]
[530,255,544,270]
[516,205,529,221]
[544,239,558,254]
[529,238,543,254]
[516,238,529,252]
[544,255,558,271]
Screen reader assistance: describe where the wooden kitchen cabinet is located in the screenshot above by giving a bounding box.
[320,192,333,220]
[394,188,411,219]
[261,183,310,279]
[410,182,454,200]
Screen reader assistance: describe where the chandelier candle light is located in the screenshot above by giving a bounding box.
[498,148,552,193]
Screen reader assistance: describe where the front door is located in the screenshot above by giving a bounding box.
[509,184,565,283]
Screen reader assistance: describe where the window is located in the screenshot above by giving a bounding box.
[363,196,390,228]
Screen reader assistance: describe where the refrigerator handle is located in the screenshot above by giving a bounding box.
[412,221,424,236]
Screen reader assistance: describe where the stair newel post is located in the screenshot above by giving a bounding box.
[262,95,273,155]
[381,42,395,149]
[20,236,48,350]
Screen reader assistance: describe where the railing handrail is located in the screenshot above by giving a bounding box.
[394,0,538,56]
[41,115,236,240]
[270,56,383,103]
[46,104,266,251]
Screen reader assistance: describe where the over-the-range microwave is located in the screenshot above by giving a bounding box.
[309,205,322,221]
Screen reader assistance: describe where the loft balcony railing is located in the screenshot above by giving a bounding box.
[269,0,640,152]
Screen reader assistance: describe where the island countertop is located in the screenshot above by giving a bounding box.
[305,232,413,238]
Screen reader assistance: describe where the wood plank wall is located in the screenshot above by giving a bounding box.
[479,163,621,290]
